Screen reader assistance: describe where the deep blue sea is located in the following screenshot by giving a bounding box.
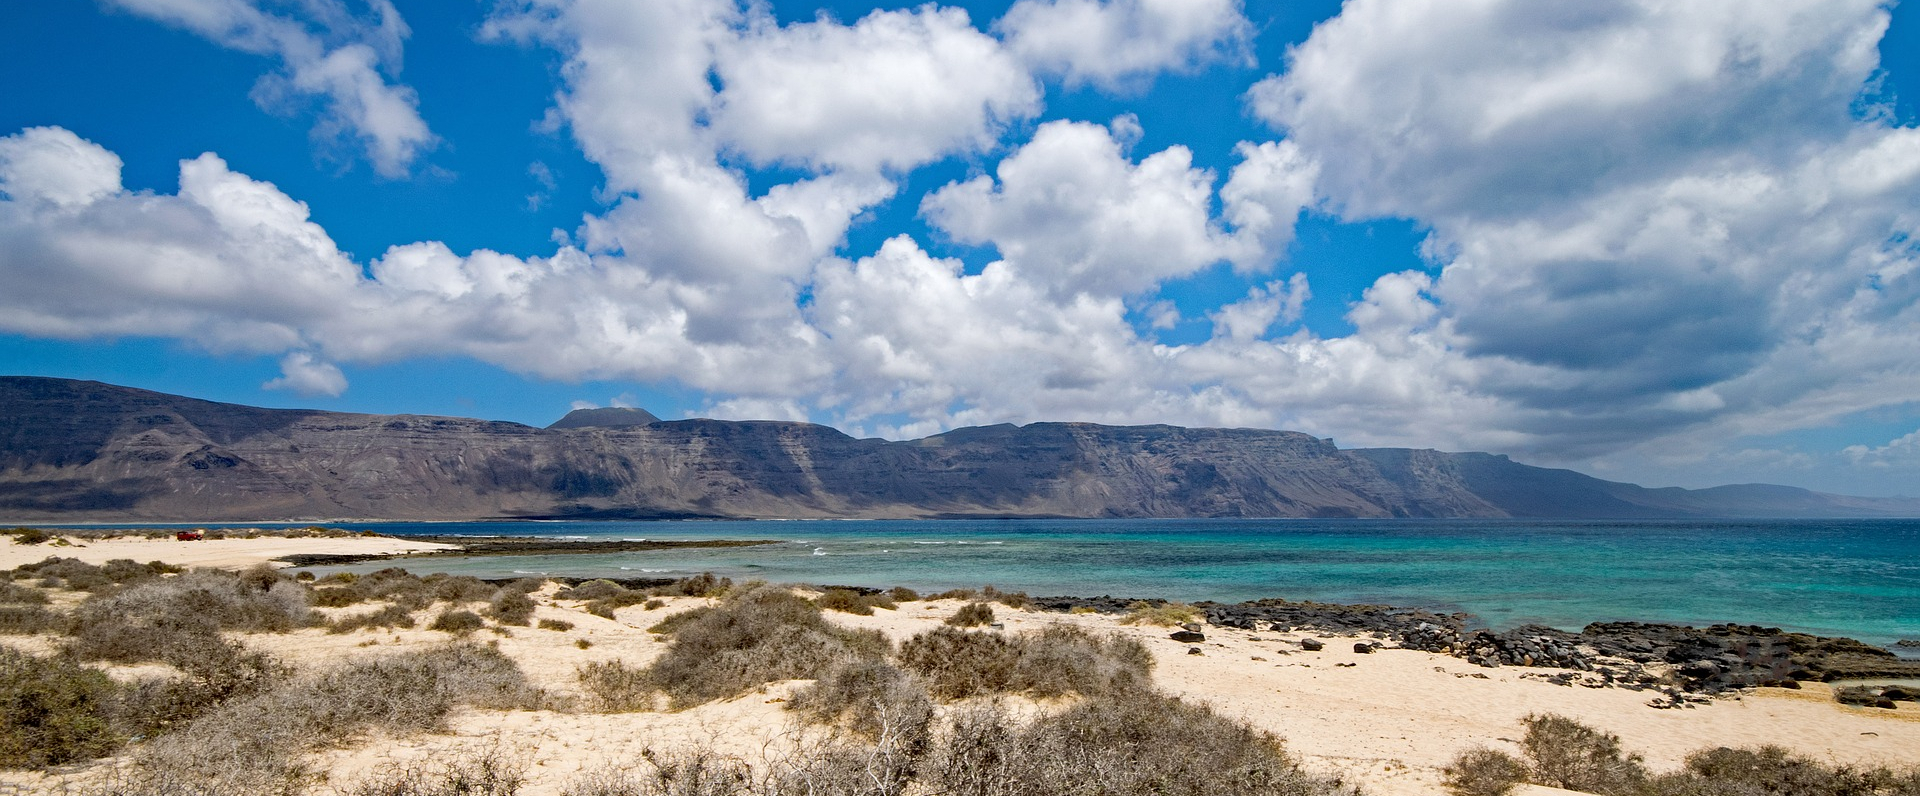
[90,518,1920,649]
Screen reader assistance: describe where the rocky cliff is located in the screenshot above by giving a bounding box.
[2,376,1915,522]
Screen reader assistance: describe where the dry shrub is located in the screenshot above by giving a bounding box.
[115,638,286,740]
[15,557,114,591]
[1008,624,1152,699]
[660,573,730,598]
[927,588,977,601]
[564,749,753,796]
[644,585,889,709]
[930,689,1354,796]
[816,588,895,616]
[539,618,575,632]
[897,628,1016,700]
[122,643,540,794]
[488,589,537,626]
[0,647,122,768]
[578,660,654,712]
[1119,600,1199,627]
[430,609,486,634]
[945,602,994,627]
[0,581,49,604]
[886,587,919,602]
[66,569,314,663]
[556,580,628,601]
[1644,745,1920,796]
[1519,713,1647,795]
[979,586,1029,610]
[789,660,933,749]
[331,603,418,634]
[0,605,59,635]
[1443,746,1529,796]
[340,746,527,796]
[897,625,1150,701]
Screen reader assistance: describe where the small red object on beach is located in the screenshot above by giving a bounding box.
[175,531,203,541]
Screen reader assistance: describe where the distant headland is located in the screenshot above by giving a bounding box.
[2,375,1916,523]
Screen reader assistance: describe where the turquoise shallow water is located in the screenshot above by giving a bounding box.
[113,518,1920,648]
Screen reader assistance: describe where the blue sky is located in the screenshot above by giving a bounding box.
[3,0,1919,497]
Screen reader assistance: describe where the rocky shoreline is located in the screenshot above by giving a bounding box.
[1032,594,1920,708]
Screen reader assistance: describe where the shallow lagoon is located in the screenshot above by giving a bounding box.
[227,517,1920,649]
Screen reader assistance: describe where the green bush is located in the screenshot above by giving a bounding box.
[1443,746,1529,796]
[0,647,122,768]
[644,585,889,709]
[945,602,994,627]
[4,527,50,545]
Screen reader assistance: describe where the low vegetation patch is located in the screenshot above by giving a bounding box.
[331,603,419,633]
[897,624,1151,700]
[1440,715,1920,796]
[644,585,889,709]
[932,689,1354,796]
[816,587,896,615]
[117,643,541,794]
[430,609,487,634]
[1119,600,1200,627]
[945,601,994,627]
[576,660,653,713]
[0,647,123,768]
[339,747,528,796]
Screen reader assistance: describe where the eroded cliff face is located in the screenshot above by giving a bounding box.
[3,377,1915,522]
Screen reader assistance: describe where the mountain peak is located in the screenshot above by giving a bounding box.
[546,406,661,430]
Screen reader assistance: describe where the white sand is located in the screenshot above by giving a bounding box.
[0,532,456,570]
[3,543,1914,795]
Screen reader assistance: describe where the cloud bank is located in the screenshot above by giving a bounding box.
[4,0,1920,492]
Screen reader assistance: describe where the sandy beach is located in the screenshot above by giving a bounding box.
[0,531,457,571]
[3,534,1915,795]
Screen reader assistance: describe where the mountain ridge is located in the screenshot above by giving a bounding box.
[3,376,1915,522]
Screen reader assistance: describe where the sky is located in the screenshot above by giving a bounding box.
[2,0,1919,497]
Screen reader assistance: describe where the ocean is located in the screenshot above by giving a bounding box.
[258,517,1920,649]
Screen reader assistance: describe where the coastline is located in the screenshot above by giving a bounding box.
[2,530,1917,795]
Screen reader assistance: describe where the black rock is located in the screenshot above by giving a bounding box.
[1300,638,1324,651]
[1171,630,1206,643]
[1354,642,1377,654]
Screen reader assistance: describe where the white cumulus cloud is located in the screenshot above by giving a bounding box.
[108,0,435,177]
[998,0,1252,89]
